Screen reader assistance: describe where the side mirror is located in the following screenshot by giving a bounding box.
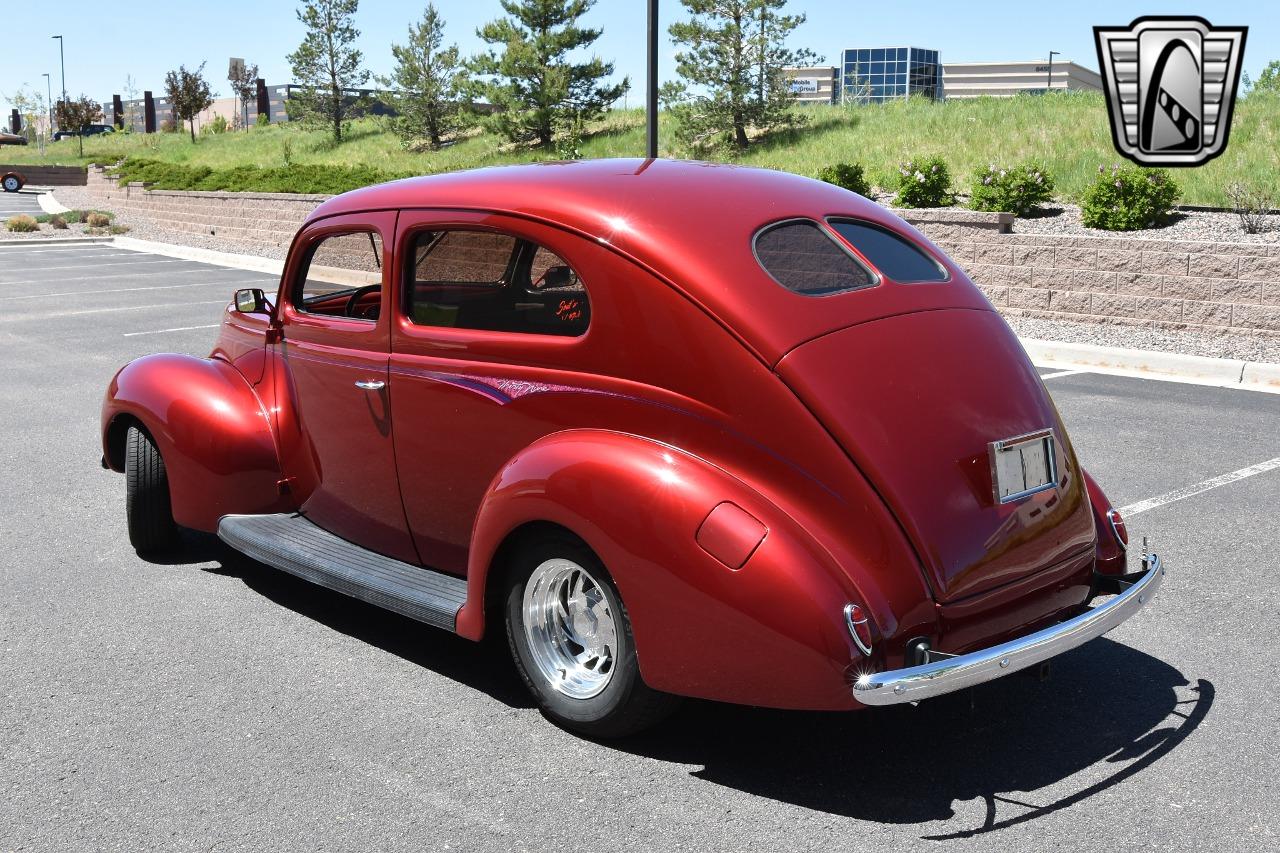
[533,265,574,290]
[234,288,269,314]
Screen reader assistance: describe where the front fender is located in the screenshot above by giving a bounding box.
[102,353,289,531]
[459,429,871,710]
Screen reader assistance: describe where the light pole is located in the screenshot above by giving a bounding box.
[1047,50,1060,92]
[42,73,52,135]
[646,0,658,158]
[52,35,66,109]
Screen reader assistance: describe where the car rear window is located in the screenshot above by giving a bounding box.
[753,220,876,296]
[828,220,948,282]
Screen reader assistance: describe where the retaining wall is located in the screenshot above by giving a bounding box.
[85,167,1279,333]
[5,165,87,186]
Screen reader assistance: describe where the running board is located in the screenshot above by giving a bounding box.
[217,513,467,632]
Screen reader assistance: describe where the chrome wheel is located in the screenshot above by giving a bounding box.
[522,558,618,699]
[1,176,19,193]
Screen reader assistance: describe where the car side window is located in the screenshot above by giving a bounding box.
[293,230,384,321]
[405,229,590,337]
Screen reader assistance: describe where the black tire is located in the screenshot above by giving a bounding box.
[1,174,21,193]
[125,426,179,553]
[505,534,680,738]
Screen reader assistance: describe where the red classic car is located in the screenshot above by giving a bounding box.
[2,170,25,193]
[101,159,1163,736]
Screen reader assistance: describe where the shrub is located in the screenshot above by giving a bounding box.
[86,212,112,227]
[894,156,953,208]
[1081,165,1181,231]
[49,215,68,230]
[970,163,1055,216]
[5,215,39,232]
[108,224,130,235]
[816,162,871,196]
[113,157,413,195]
[202,115,230,135]
[1225,181,1274,234]
[256,113,271,128]
[61,209,86,223]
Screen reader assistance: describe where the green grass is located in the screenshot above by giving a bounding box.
[5,92,1277,205]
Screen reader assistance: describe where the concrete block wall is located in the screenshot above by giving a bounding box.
[86,167,1277,334]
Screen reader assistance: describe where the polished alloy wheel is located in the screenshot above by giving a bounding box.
[522,558,618,699]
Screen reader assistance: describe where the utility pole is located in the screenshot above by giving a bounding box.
[646,0,658,158]
[1047,50,1060,91]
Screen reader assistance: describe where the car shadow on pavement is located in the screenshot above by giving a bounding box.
[166,531,535,710]
[612,640,1211,838]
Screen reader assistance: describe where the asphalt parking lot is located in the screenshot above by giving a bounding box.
[0,191,44,219]
[1,241,1277,852]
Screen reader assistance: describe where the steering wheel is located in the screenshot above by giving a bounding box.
[344,285,381,319]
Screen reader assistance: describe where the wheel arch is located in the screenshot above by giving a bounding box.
[456,429,869,710]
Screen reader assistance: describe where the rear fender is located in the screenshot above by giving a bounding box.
[458,429,872,710]
[1083,469,1127,575]
[102,353,290,531]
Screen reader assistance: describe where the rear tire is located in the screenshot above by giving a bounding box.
[505,534,680,738]
[125,426,178,553]
[1,174,21,193]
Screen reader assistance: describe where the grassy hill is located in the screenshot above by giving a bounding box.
[5,92,1277,206]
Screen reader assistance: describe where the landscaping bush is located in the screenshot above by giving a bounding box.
[1081,165,1181,231]
[894,156,953,208]
[86,212,111,227]
[108,224,130,235]
[49,215,68,230]
[1225,181,1275,234]
[5,215,38,233]
[816,162,871,196]
[113,158,413,196]
[970,163,1055,216]
[256,113,271,127]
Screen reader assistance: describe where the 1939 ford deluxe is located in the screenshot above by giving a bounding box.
[101,159,1163,736]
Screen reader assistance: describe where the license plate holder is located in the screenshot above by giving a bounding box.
[989,429,1057,504]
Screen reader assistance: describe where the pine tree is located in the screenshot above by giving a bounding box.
[467,0,627,147]
[287,0,369,143]
[381,4,469,150]
[665,0,816,153]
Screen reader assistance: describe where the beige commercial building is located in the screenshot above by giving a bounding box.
[782,66,839,104]
[942,60,1102,98]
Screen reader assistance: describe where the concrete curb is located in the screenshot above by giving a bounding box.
[111,236,285,276]
[36,192,70,215]
[1022,338,1280,395]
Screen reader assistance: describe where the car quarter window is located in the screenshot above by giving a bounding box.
[404,229,590,337]
[828,219,949,283]
[753,219,877,296]
[293,230,384,321]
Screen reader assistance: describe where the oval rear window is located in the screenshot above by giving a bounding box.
[753,220,876,296]
[828,220,948,282]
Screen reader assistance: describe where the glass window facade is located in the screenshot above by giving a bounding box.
[841,47,941,103]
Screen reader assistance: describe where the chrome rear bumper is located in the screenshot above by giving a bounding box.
[854,553,1165,707]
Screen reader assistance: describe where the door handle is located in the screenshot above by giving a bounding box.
[354,379,386,391]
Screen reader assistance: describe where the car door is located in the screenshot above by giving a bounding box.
[388,212,598,575]
[275,211,418,564]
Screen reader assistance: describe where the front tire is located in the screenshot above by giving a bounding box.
[505,534,680,738]
[125,426,179,553]
[1,174,21,193]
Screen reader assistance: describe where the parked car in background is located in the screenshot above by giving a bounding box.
[0,128,29,145]
[53,124,114,141]
[100,159,1164,737]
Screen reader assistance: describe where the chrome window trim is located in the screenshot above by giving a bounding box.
[751,217,881,297]
[988,427,1058,505]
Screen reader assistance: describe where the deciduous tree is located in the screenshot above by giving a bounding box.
[664,0,816,153]
[287,0,370,142]
[381,4,469,150]
[54,95,103,155]
[468,0,627,147]
[228,61,260,130]
[164,63,215,143]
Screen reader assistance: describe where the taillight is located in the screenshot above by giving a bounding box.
[844,603,874,656]
[1106,508,1129,550]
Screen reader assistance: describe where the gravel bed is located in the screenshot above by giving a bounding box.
[1011,203,1279,244]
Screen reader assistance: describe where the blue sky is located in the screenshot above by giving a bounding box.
[2,1,1275,112]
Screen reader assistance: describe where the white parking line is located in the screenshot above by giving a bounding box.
[0,300,229,322]
[123,324,221,337]
[0,267,260,288]
[1039,369,1086,380]
[1119,456,1280,517]
[0,277,275,301]
[0,249,136,258]
[0,258,191,275]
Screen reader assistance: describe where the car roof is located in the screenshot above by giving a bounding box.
[307,158,984,363]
